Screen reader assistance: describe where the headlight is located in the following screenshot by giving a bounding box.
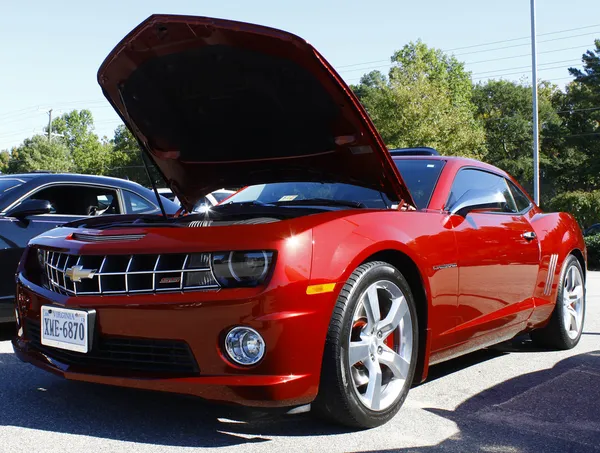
[212,250,274,287]
[37,248,45,269]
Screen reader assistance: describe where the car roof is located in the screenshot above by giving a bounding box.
[0,172,149,189]
[388,147,440,156]
[391,155,511,178]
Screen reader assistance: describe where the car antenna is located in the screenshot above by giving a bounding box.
[115,86,167,218]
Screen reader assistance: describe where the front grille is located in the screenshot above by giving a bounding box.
[26,319,199,376]
[41,251,219,295]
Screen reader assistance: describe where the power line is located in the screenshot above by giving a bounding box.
[564,132,600,137]
[471,58,581,77]
[0,99,107,121]
[443,23,600,52]
[342,43,593,77]
[453,31,599,57]
[472,63,580,80]
[557,106,600,114]
[335,24,600,70]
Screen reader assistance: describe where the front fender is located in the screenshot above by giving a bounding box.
[309,210,459,353]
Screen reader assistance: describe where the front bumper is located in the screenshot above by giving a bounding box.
[13,277,337,408]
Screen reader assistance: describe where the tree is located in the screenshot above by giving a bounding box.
[472,79,562,198]
[351,41,486,158]
[107,125,164,187]
[556,39,600,190]
[108,125,147,184]
[6,136,74,173]
[0,150,10,173]
[47,109,110,175]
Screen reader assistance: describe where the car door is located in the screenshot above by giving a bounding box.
[448,168,540,344]
[0,183,122,300]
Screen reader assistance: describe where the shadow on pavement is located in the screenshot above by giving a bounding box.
[1,336,599,449]
[0,348,352,448]
[359,349,600,453]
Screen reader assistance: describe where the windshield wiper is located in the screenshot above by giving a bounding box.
[273,198,366,208]
[218,200,276,208]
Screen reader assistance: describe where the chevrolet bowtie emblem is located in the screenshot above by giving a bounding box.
[65,265,96,282]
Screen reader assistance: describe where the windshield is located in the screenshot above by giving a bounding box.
[393,159,445,209]
[211,191,233,203]
[0,179,25,200]
[221,159,445,210]
[222,182,392,208]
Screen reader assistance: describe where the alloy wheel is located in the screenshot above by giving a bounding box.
[563,263,584,340]
[348,280,413,411]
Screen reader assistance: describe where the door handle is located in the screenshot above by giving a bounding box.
[522,231,537,240]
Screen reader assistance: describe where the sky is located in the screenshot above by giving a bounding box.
[1,0,599,150]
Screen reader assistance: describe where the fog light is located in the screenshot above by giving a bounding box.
[224,327,265,366]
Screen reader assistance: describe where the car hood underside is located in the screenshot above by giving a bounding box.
[97,14,414,211]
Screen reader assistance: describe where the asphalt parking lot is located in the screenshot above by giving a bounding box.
[0,273,598,453]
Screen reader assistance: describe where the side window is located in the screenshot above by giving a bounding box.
[123,190,156,213]
[447,169,517,213]
[507,180,532,212]
[30,185,120,216]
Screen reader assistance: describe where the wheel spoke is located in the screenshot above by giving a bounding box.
[349,340,370,366]
[378,296,408,337]
[364,286,381,327]
[379,345,410,379]
[365,359,383,410]
[564,294,574,308]
[568,306,579,333]
[570,284,584,301]
[563,310,571,331]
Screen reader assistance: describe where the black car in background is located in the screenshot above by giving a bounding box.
[0,172,179,322]
[584,223,600,236]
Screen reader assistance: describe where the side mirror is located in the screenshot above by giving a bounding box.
[449,189,507,217]
[7,199,53,219]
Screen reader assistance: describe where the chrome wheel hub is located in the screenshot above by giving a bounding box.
[563,264,584,340]
[348,280,413,411]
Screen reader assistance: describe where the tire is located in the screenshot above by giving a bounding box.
[530,254,586,350]
[313,261,419,428]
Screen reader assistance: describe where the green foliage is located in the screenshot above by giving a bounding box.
[6,135,74,173]
[557,39,600,190]
[547,191,600,228]
[0,150,10,173]
[472,80,561,198]
[351,41,486,158]
[48,109,112,175]
[585,234,600,270]
[106,125,146,184]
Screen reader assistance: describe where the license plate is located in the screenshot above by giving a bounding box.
[41,306,90,353]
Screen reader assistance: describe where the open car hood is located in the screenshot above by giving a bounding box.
[98,14,414,211]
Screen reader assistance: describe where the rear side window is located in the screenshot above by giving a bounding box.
[393,159,445,209]
[447,169,516,213]
[507,180,532,212]
[123,191,156,213]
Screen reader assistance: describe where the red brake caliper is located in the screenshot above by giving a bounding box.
[384,329,396,349]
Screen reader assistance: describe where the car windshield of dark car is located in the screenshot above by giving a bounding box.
[211,191,232,203]
[394,159,445,209]
[0,179,26,200]
[221,182,391,209]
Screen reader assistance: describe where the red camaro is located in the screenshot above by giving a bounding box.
[13,15,586,428]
